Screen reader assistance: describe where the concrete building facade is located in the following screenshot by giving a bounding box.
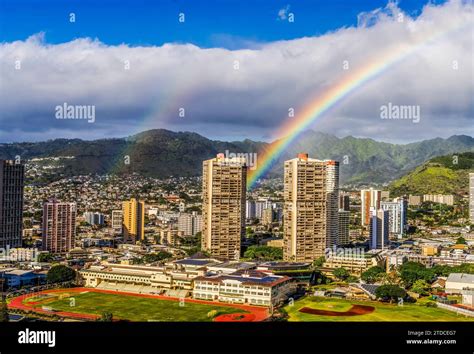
[122,198,145,243]
[202,154,247,261]
[283,153,339,262]
[42,200,76,253]
[0,160,24,249]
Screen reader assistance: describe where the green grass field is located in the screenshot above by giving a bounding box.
[283,296,474,322]
[27,291,245,322]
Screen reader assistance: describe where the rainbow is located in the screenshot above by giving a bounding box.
[247,21,469,188]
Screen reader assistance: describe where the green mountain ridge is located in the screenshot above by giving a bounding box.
[0,129,473,186]
[389,152,474,196]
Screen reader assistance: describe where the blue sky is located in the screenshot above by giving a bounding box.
[0,0,471,143]
[0,0,443,48]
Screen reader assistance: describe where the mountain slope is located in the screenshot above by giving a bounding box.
[0,129,473,185]
[389,152,474,196]
[263,131,474,184]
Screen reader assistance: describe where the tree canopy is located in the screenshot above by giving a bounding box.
[47,265,76,283]
[375,284,406,303]
[243,246,283,261]
[142,252,173,264]
[361,266,385,284]
[333,267,350,281]
[399,262,435,288]
[411,279,431,295]
[456,236,467,245]
[37,253,54,263]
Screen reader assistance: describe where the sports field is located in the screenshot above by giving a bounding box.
[283,296,474,322]
[10,288,269,322]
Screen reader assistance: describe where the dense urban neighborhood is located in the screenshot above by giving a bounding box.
[1,151,473,323]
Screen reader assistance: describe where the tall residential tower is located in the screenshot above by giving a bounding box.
[202,154,246,260]
[0,160,25,249]
[283,153,339,262]
[122,198,145,243]
[361,188,381,227]
[369,208,389,250]
[42,199,77,253]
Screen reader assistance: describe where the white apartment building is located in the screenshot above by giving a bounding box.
[381,198,407,238]
[177,212,202,236]
[193,269,294,307]
[323,250,386,275]
[111,210,123,234]
[369,208,389,250]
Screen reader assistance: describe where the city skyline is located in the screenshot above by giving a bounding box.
[0,0,472,351]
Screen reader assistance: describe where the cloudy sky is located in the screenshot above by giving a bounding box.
[0,0,472,143]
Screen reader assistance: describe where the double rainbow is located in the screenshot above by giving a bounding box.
[247,20,468,188]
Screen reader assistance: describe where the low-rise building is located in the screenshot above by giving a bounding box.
[423,194,454,206]
[0,268,46,288]
[421,244,439,256]
[80,258,295,307]
[408,195,422,206]
[445,273,474,294]
[323,250,386,275]
[160,228,183,247]
[80,262,204,296]
[193,269,294,307]
[461,289,474,307]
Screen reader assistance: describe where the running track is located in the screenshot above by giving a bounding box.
[8,287,270,322]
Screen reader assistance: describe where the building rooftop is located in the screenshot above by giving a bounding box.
[4,269,34,276]
[195,269,290,287]
[446,273,474,284]
[174,259,218,266]
[208,261,256,270]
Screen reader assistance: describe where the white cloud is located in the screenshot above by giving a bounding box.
[0,0,472,143]
[357,0,403,27]
[277,5,291,21]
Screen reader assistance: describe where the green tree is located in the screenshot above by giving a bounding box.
[375,284,406,303]
[333,267,350,281]
[411,279,431,296]
[313,256,326,268]
[47,265,76,283]
[243,246,283,261]
[456,236,467,245]
[37,253,54,263]
[142,251,173,263]
[361,266,385,284]
[399,262,434,288]
[0,300,9,322]
[432,263,474,276]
